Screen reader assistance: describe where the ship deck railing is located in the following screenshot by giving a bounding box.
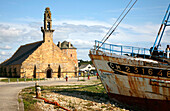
[91,40,170,60]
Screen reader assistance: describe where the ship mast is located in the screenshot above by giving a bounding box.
[151,4,170,54]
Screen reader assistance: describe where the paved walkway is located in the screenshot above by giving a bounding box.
[0,77,96,111]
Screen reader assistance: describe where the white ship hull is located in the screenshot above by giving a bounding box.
[89,50,170,111]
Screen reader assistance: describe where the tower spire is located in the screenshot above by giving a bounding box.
[41,7,55,42]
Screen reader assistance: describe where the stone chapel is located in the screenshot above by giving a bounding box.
[0,7,78,78]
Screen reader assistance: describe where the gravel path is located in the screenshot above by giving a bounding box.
[36,92,128,111]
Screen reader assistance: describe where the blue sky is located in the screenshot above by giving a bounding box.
[0,0,170,62]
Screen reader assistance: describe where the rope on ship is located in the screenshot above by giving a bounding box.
[97,0,138,50]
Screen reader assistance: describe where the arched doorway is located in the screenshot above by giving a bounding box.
[47,69,52,78]
[58,65,61,78]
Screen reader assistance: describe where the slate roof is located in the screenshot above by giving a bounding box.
[79,64,93,69]
[58,41,76,49]
[79,64,95,71]
[79,64,87,69]
[1,41,43,66]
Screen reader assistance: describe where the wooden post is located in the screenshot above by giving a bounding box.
[35,82,41,98]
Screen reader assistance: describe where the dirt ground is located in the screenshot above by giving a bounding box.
[28,78,130,111]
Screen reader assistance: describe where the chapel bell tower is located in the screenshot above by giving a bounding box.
[41,7,55,42]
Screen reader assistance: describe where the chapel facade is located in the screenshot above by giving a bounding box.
[0,7,78,78]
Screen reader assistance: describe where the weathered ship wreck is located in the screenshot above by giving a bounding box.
[89,2,170,111]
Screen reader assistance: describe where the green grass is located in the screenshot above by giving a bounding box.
[38,79,105,94]
[18,98,21,103]
[38,81,108,102]
[85,102,93,106]
[21,93,38,111]
[101,105,106,108]
[1,78,44,82]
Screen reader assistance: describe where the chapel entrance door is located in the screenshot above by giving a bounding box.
[47,69,52,78]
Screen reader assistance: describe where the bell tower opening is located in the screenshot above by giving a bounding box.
[47,22,50,30]
[41,7,55,42]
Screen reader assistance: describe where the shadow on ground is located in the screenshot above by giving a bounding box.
[41,83,133,110]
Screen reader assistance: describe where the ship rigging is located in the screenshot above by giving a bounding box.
[89,1,170,111]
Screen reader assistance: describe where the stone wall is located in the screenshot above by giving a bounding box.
[0,41,78,79]
[21,40,78,78]
[61,49,78,68]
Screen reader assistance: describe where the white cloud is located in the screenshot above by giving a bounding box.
[0,18,169,63]
[0,45,12,50]
[0,51,6,55]
[66,39,94,49]
[0,23,42,43]
[0,50,12,56]
[107,22,170,46]
[53,22,108,43]
[120,23,159,34]
[53,19,111,27]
